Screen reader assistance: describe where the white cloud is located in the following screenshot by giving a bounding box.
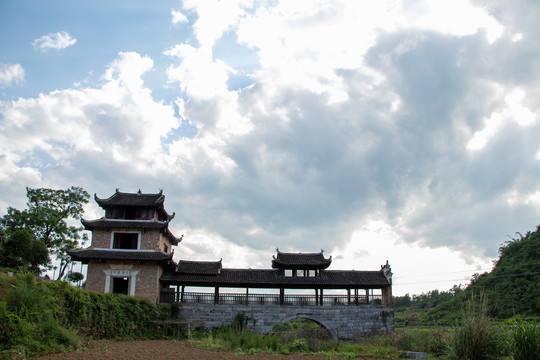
[0,52,181,186]
[467,87,538,151]
[165,44,232,100]
[0,63,25,86]
[182,0,251,50]
[32,31,77,51]
[171,9,188,24]
[3,1,540,295]
[331,219,493,295]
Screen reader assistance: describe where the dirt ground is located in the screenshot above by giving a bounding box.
[37,339,391,360]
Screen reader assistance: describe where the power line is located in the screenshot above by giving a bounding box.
[393,271,540,287]
[394,261,540,280]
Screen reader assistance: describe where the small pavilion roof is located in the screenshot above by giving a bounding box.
[176,259,222,275]
[94,189,175,220]
[272,250,332,270]
[68,249,173,264]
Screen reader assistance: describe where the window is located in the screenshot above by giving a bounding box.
[284,269,293,277]
[297,269,305,277]
[112,232,139,249]
[125,207,136,219]
[112,277,129,295]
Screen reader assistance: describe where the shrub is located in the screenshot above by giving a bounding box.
[383,328,450,355]
[508,320,540,360]
[445,295,503,360]
[287,338,309,352]
[0,273,167,357]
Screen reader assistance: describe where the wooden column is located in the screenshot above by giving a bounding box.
[180,285,185,303]
[280,288,284,305]
[366,288,369,304]
[246,288,249,305]
[315,289,319,305]
[347,289,351,305]
[214,287,219,304]
[319,289,324,306]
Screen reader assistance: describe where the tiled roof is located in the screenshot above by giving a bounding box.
[68,249,173,264]
[176,260,222,275]
[80,219,181,245]
[81,218,169,230]
[160,268,390,289]
[95,190,165,208]
[271,251,332,269]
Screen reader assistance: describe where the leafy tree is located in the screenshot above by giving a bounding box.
[1,186,90,278]
[0,228,49,271]
[66,271,84,284]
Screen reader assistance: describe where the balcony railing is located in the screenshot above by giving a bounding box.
[160,290,385,306]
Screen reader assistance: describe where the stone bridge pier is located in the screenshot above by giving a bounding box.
[178,303,394,340]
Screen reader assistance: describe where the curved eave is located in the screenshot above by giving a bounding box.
[94,190,166,208]
[81,218,169,231]
[165,228,181,245]
[68,249,173,265]
[271,260,332,270]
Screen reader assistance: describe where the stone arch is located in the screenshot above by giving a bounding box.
[278,315,338,340]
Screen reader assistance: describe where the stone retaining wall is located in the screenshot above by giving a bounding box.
[178,303,394,340]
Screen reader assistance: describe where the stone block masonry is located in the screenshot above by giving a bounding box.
[178,303,394,340]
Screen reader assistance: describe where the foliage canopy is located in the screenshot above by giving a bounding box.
[0,186,89,278]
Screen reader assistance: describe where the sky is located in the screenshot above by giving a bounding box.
[1,0,539,296]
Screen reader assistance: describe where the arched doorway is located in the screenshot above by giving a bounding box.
[273,317,338,341]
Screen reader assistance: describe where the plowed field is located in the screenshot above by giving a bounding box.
[37,339,390,359]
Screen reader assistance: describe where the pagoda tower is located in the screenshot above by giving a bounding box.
[69,189,181,303]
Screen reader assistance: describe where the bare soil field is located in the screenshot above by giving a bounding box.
[37,339,391,360]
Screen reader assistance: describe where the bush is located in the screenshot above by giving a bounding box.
[0,273,167,357]
[383,328,450,355]
[508,320,540,360]
[445,295,503,360]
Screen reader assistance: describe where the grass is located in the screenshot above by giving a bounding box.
[507,319,540,360]
[444,294,504,360]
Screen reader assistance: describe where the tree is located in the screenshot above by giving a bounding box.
[66,271,84,285]
[1,186,90,278]
[0,228,49,271]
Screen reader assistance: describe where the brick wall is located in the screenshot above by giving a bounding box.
[91,230,111,248]
[84,259,165,303]
[90,228,168,251]
[85,260,107,293]
[134,262,163,303]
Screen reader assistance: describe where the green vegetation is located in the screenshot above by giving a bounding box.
[445,295,503,360]
[191,315,400,358]
[0,186,90,278]
[0,273,170,358]
[507,320,540,360]
[394,226,540,326]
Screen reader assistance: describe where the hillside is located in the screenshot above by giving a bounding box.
[424,225,540,323]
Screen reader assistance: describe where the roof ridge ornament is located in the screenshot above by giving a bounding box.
[381,260,392,281]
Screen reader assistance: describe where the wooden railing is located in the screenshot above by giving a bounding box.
[160,290,385,306]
